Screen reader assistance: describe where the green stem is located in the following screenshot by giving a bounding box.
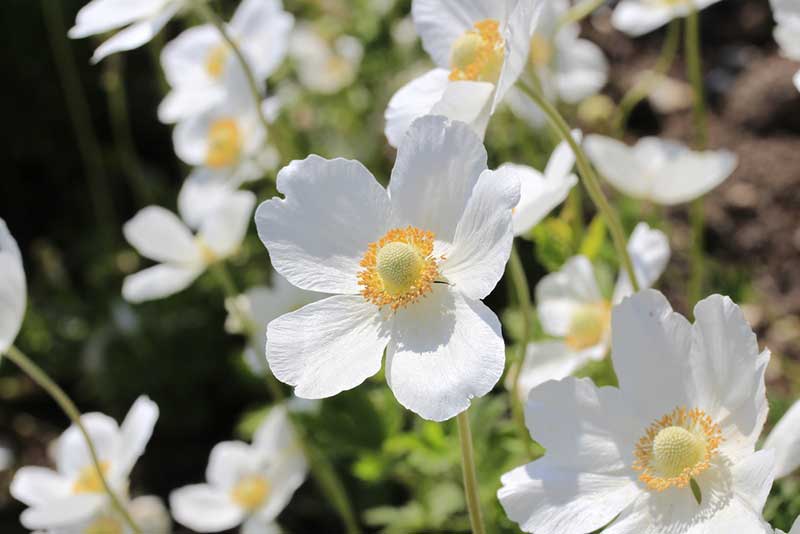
[558,0,605,30]
[456,411,486,534]
[519,82,641,292]
[4,346,141,534]
[685,9,708,305]
[613,19,681,137]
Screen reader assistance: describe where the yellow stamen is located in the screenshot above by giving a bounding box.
[84,516,124,534]
[205,118,242,168]
[449,19,505,83]
[231,475,270,511]
[529,33,554,67]
[196,237,218,265]
[633,407,722,492]
[358,226,441,311]
[72,461,110,495]
[564,301,610,350]
[205,43,229,79]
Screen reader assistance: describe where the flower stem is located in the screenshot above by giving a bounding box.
[4,346,141,534]
[519,82,640,292]
[456,411,485,534]
[613,19,681,137]
[685,9,708,305]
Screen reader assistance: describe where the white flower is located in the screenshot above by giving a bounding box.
[170,406,305,533]
[68,0,185,63]
[506,0,609,128]
[510,223,669,399]
[499,290,775,534]
[771,0,800,92]
[384,0,542,147]
[289,24,364,95]
[122,189,255,303]
[503,131,580,236]
[158,0,294,123]
[30,495,171,534]
[612,0,726,37]
[0,218,26,354]
[763,399,800,480]
[584,135,738,205]
[256,116,520,421]
[225,272,325,375]
[10,396,159,531]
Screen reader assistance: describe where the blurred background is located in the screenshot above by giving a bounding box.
[0,0,798,532]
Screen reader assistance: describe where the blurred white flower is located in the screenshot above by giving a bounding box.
[159,0,294,124]
[503,131,580,236]
[128,495,172,534]
[122,189,255,303]
[256,116,519,421]
[612,0,726,37]
[763,399,800,480]
[290,24,364,95]
[225,272,325,376]
[506,0,609,128]
[68,0,185,63]
[10,396,159,531]
[510,223,669,399]
[30,495,171,534]
[584,135,737,205]
[500,290,775,534]
[170,406,305,533]
[771,0,800,92]
[384,0,542,147]
[0,218,26,354]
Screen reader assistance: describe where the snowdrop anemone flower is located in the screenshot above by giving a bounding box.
[170,406,305,533]
[763,399,800,480]
[499,290,775,534]
[256,116,519,421]
[225,272,324,376]
[10,396,159,531]
[122,189,256,303]
[384,0,542,147]
[158,0,294,124]
[33,496,172,534]
[289,24,364,95]
[771,0,800,92]
[503,131,580,236]
[506,0,609,128]
[68,0,185,64]
[509,223,669,398]
[0,219,26,355]
[584,135,738,205]
[611,0,726,37]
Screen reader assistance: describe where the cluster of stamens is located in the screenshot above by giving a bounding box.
[206,118,242,168]
[231,475,271,511]
[449,19,505,83]
[564,301,611,350]
[205,43,229,79]
[358,227,440,311]
[633,407,722,492]
[72,461,110,495]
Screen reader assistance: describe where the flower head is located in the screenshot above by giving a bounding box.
[256,116,520,421]
[771,0,800,92]
[499,290,775,534]
[612,0,727,37]
[0,218,26,354]
[10,397,159,531]
[170,406,305,533]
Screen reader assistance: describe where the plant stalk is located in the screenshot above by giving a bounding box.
[457,410,486,534]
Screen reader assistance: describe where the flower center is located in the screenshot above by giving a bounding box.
[231,475,270,511]
[205,118,242,168]
[358,227,440,311]
[72,461,110,495]
[633,407,722,491]
[83,516,124,534]
[195,237,218,264]
[449,19,505,83]
[205,43,229,79]
[564,301,610,350]
[529,33,554,67]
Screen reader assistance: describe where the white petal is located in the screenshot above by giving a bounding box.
[554,39,608,103]
[56,413,120,478]
[232,0,295,79]
[170,484,245,532]
[123,206,200,264]
[611,0,676,37]
[173,112,213,167]
[20,494,106,530]
[430,81,495,141]
[0,219,26,353]
[494,0,542,109]
[158,85,226,124]
[584,135,650,199]
[543,130,581,182]
[652,148,738,205]
[199,190,256,259]
[10,467,70,507]
[442,166,519,300]
[764,400,800,479]
[512,341,601,401]
[256,156,390,294]
[122,264,204,303]
[177,169,238,230]
[508,159,578,236]
[242,518,283,534]
[535,256,602,337]
[386,287,504,421]
[612,222,670,303]
[91,4,179,63]
[790,516,800,534]
[384,69,451,148]
[116,396,159,479]
[68,0,166,38]
[389,116,488,244]
[159,24,218,87]
[266,295,388,398]
[206,441,258,490]
[128,495,172,534]
[252,405,295,454]
[255,444,307,522]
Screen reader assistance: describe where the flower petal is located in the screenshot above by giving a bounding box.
[170,484,245,533]
[388,116,488,244]
[442,165,519,300]
[206,441,258,490]
[91,4,179,63]
[511,341,602,402]
[508,159,577,236]
[199,190,256,259]
[611,0,676,37]
[584,135,650,199]
[122,264,204,303]
[653,148,737,205]
[10,467,71,507]
[256,155,390,294]
[116,395,159,479]
[177,169,238,230]
[56,413,120,478]
[386,287,504,421]
[764,399,800,479]
[612,222,670,303]
[232,0,295,79]
[430,81,495,140]
[554,39,608,103]
[68,0,166,38]
[535,256,602,337]
[20,494,106,530]
[256,442,307,522]
[494,0,542,109]
[242,518,283,534]
[0,219,26,353]
[123,206,200,264]
[385,69,450,148]
[266,295,388,398]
